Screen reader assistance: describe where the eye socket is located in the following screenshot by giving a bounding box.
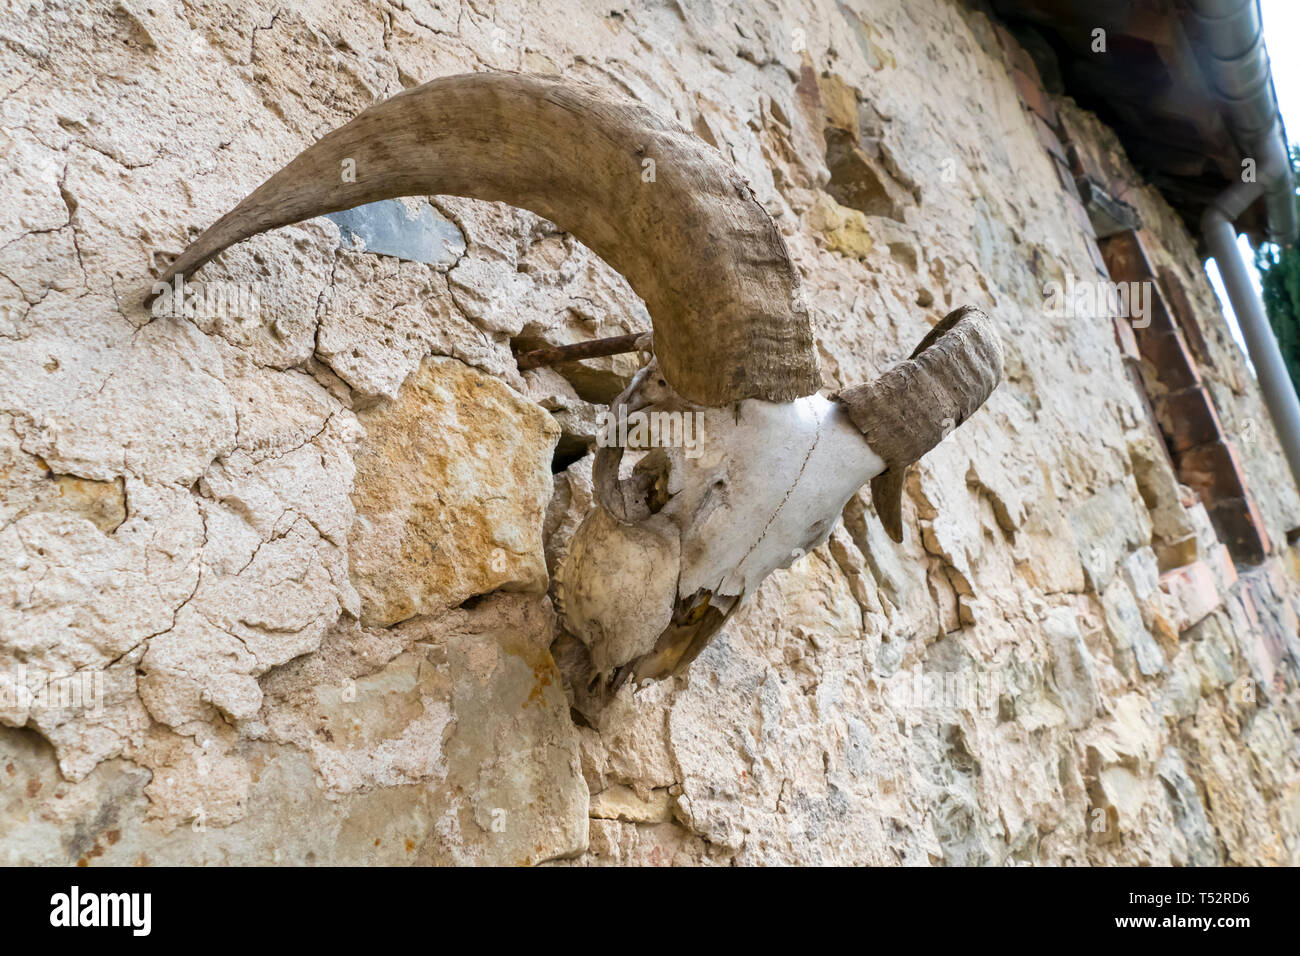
[657,378,666,387]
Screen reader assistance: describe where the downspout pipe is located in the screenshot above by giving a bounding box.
[1203,168,1300,488]
[1189,0,1300,491]
[1189,0,1297,243]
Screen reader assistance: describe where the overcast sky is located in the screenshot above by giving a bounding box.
[1261,0,1298,140]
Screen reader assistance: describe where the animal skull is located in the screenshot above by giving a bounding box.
[557,361,883,683]
[149,72,1002,706]
[557,304,1001,698]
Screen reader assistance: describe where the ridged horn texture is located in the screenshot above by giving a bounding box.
[152,71,821,407]
[834,305,1002,542]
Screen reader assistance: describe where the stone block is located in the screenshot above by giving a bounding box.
[1114,315,1141,361]
[1159,560,1221,633]
[1069,481,1153,591]
[349,357,560,627]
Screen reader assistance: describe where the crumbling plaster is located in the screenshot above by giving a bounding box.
[1,0,1298,865]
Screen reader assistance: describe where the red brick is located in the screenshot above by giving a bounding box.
[1137,291,1178,336]
[1157,266,1212,366]
[1113,316,1141,361]
[1208,495,1270,565]
[1008,43,1043,88]
[1016,70,1059,128]
[1159,560,1221,632]
[1206,542,1238,590]
[1243,491,1272,553]
[1138,330,1201,390]
[1178,440,1248,501]
[993,23,1018,56]
[1099,232,1154,281]
[1154,386,1223,453]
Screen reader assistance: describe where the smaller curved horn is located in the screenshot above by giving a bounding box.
[834,305,1002,542]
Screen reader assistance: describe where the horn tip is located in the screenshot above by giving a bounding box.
[870,468,908,544]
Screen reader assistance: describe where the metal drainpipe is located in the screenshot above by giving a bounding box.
[1203,167,1300,488]
[1189,0,1300,490]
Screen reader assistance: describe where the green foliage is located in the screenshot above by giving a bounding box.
[1255,146,1300,393]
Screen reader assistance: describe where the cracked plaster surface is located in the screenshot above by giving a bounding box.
[1,0,1299,866]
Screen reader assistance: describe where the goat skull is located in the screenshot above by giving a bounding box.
[149,72,1002,704]
[558,304,1001,696]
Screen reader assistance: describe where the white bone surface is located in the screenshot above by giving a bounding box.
[663,393,885,602]
[559,360,886,677]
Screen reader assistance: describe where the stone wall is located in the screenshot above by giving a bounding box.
[1,0,1298,865]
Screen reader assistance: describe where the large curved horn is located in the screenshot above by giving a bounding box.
[151,71,820,407]
[834,306,1002,543]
